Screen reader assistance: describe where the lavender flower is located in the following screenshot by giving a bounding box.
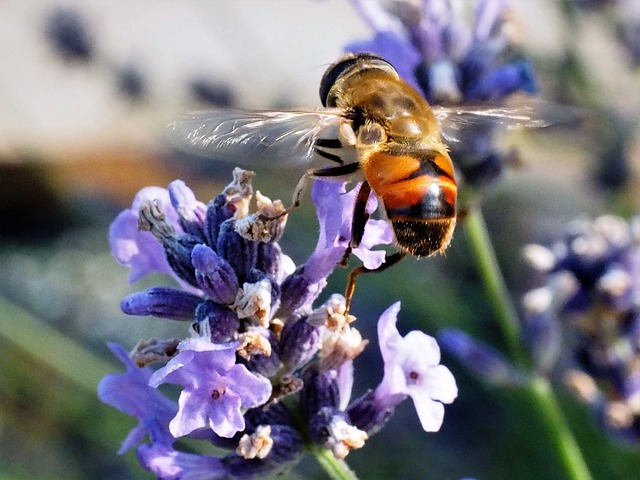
[149,338,272,438]
[347,0,538,186]
[100,169,456,477]
[523,214,640,443]
[372,302,457,432]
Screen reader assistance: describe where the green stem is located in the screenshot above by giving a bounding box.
[311,446,359,480]
[528,377,594,480]
[463,207,592,480]
[281,394,359,480]
[463,207,529,368]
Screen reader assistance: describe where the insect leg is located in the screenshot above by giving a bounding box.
[314,138,343,149]
[259,162,361,221]
[344,252,407,312]
[340,181,371,266]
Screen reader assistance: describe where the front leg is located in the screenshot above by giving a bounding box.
[340,180,371,266]
[259,162,362,222]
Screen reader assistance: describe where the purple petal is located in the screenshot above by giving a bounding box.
[421,364,458,404]
[170,390,210,437]
[337,361,355,410]
[409,389,446,432]
[205,391,245,438]
[97,343,177,451]
[377,301,402,365]
[109,208,173,283]
[137,444,228,480]
[400,330,442,367]
[311,180,344,251]
[168,180,207,226]
[149,342,237,389]
[110,187,180,282]
[224,364,272,406]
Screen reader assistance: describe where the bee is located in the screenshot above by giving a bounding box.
[170,53,553,305]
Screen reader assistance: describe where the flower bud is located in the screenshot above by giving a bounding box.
[192,244,239,304]
[438,328,525,386]
[217,219,258,283]
[279,268,326,318]
[121,287,201,320]
[224,425,303,478]
[346,390,394,436]
[194,301,240,343]
[300,368,340,418]
[204,194,237,248]
[280,316,320,372]
[161,234,201,288]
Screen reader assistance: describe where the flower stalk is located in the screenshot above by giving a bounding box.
[311,445,359,480]
[464,206,593,480]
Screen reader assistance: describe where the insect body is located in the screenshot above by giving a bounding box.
[319,53,457,257]
[170,53,553,304]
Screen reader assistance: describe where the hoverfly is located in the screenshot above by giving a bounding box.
[170,53,554,307]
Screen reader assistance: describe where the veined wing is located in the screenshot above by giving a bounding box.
[433,102,584,143]
[168,109,346,166]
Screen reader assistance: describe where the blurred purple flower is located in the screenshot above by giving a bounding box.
[346,0,538,187]
[439,328,525,385]
[524,213,640,443]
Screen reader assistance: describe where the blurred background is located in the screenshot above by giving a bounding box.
[0,0,639,479]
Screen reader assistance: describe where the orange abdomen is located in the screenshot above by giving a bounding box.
[363,149,457,256]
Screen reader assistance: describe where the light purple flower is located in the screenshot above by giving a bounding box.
[109,186,177,283]
[97,343,177,453]
[305,180,394,282]
[149,338,272,438]
[137,443,228,480]
[168,180,207,230]
[374,302,457,432]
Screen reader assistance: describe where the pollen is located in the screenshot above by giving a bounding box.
[237,425,274,459]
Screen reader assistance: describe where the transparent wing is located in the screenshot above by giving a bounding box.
[433,102,585,143]
[168,108,346,166]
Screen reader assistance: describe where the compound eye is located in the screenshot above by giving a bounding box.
[319,53,396,107]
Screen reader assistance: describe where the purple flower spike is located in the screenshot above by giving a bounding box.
[150,338,272,438]
[137,443,228,480]
[97,343,177,453]
[192,244,239,304]
[121,287,202,321]
[374,302,457,432]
